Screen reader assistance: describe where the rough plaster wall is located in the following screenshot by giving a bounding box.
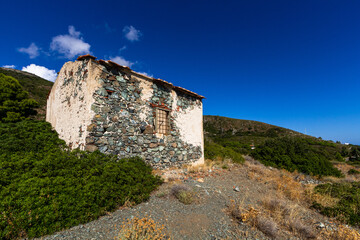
[46,60,104,149]
[136,75,153,122]
[172,92,204,165]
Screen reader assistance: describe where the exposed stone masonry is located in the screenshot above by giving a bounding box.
[81,60,202,168]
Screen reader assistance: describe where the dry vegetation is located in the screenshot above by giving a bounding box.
[170,184,195,205]
[319,225,360,240]
[228,159,360,240]
[116,217,169,240]
[144,158,360,239]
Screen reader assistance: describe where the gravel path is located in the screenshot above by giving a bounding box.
[36,163,345,240]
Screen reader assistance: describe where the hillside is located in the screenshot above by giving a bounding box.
[203,115,354,175]
[204,115,344,149]
[204,115,309,142]
[0,67,53,119]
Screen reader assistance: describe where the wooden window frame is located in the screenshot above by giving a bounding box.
[155,108,170,135]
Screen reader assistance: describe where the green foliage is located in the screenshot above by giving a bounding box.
[204,140,244,163]
[0,68,53,113]
[335,152,344,162]
[348,169,360,175]
[251,137,343,177]
[349,146,360,163]
[313,182,360,227]
[0,120,162,239]
[0,73,39,122]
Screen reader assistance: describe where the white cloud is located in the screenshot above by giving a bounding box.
[110,56,134,67]
[22,64,57,82]
[50,26,91,59]
[2,65,16,69]
[137,72,153,78]
[123,26,142,41]
[18,43,40,59]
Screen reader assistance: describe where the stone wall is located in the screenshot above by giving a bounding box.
[54,59,205,168]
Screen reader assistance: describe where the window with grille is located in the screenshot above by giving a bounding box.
[156,108,170,134]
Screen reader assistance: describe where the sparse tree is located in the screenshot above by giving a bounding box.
[0,73,38,122]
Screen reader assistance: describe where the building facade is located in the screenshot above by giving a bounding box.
[46,55,204,168]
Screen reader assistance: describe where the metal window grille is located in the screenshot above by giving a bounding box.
[156,108,169,134]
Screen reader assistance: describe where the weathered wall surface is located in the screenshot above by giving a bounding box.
[46,59,104,149]
[47,58,204,168]
[172,91,204,164]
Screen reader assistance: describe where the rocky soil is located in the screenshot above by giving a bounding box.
[36,160,359,240]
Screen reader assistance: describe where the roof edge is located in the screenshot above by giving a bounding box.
[77,55,205,100]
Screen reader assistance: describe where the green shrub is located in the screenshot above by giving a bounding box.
[171,184,194,205]
[349,146,360,163]
[204,140,244,163]
[251,137,342,177]
[335,152,344,162]
[0,120,162,239]
[348,169,360,175]
[0,73,39,122]
[313,182,360,227]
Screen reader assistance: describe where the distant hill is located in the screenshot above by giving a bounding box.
[204,115,306,136]
[204,115,309,145]
[203,115,348,164]
[0,67,53,119]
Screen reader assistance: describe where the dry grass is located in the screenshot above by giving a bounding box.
[256,215,278,239]
[308,190,339,208]
[116,217,169,240]
[244,161,309,202]
[229,202,278,239]
[229,194,317,239]
[288,219,316,239]
[319,225,360,240]
[186,159,215,173]
[261,197,316,239]
[326,163,360,182]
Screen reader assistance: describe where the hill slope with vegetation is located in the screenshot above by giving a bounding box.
[0,67,53,119]
[0,69,161,239]
[203,115,359,176]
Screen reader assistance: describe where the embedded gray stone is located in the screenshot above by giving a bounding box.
[97,88,108,96]
[99,146,108,153]
[121,91,128,100]
[116,75,125,82]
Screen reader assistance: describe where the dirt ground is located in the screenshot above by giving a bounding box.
[37,158,360,240]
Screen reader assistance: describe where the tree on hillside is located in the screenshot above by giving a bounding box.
[350,146,360,162]
[0,73,39,122]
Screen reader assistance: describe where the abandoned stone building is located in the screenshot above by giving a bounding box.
[46,55,205,168]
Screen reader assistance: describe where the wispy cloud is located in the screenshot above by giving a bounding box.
[137,72,153,78]
[22,64,57,82]
[50,26,91,59]
[109,56,134,67]
[2,65,16,69]
[123,26,142,42]
[18,43,40,59]
[119,45,127,52]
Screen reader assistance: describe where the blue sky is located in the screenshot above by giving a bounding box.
[1,0,360,144]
